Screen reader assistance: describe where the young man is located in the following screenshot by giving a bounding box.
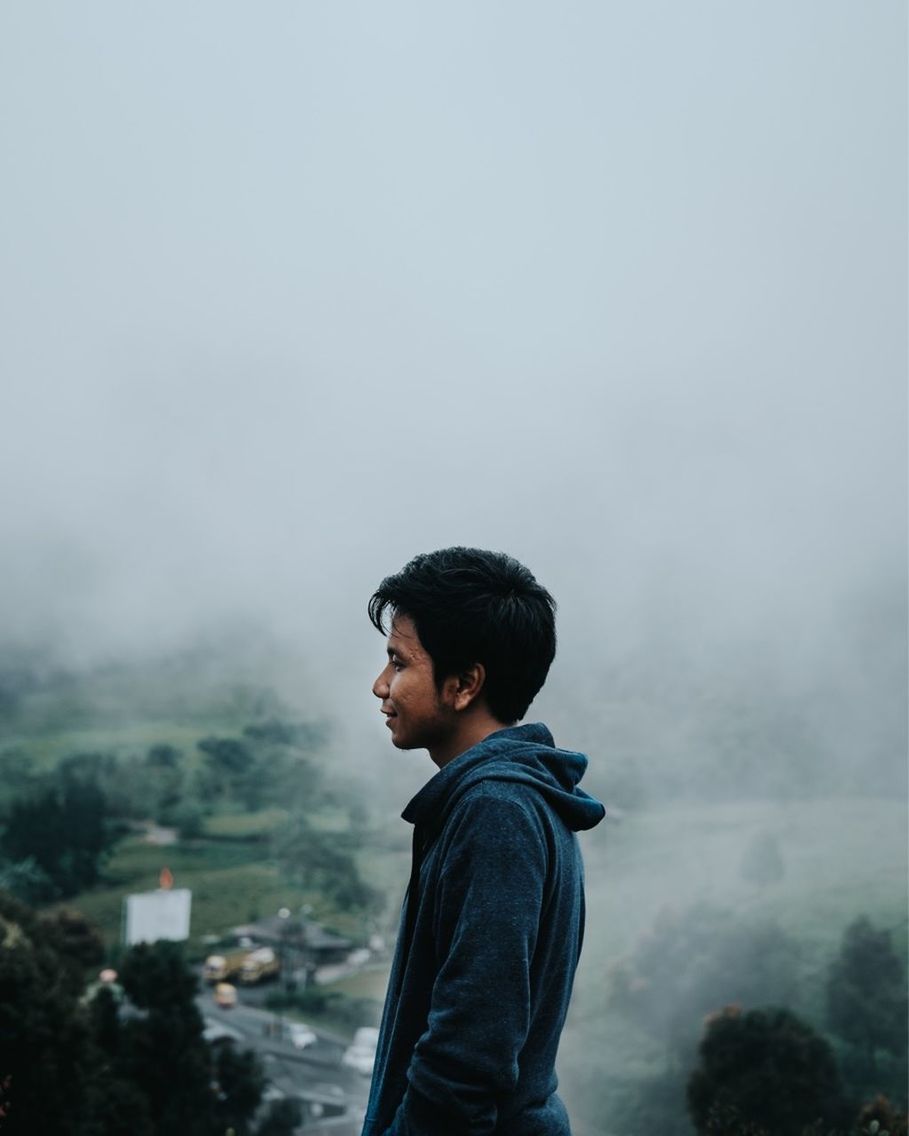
[362,547,605,1136]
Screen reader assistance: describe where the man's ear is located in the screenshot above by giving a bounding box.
[451,663,486,713]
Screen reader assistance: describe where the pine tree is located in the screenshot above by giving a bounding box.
[827,916,908,1074]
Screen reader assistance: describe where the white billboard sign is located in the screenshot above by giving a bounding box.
[123,888,192,945]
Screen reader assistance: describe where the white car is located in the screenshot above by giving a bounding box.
[341,1044,376,1075]
[342,1026,379,1074]
[288,1021,317,1050]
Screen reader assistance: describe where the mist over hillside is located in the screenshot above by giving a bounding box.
[2,542,904,809]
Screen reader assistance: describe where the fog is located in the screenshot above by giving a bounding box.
[1,3,906,1128]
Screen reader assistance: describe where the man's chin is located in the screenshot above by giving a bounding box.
[387,728,422,752]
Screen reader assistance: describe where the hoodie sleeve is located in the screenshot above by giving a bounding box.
[383,789,548,1136]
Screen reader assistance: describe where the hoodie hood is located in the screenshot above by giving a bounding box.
[402,722,605,835]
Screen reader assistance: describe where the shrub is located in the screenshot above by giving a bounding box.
[687,1006,846,1136]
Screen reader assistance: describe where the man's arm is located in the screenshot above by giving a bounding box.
[384,791,548,1136]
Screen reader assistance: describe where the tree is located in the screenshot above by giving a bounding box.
[274,822,384,919]
[146,744,181,768]
[98,749,185,822]
[119,940,201,1012]
[0,856,57,904]
[56,751,118,784]
[212,1042,265,1136]
[0,890,97,1134]
[118,942,223,1135]
[243,719,309,746]
[255,1099,302,1136]
[0,747,37,804]
[196,736,256,805]
[164,800,205,840]
[0,774,115,896]
[0,892,262,1136]
[197,736,254,777]
[116,1005,215,1136]
[40,907,105,976]
[687,1006,846,1136]
[827,917,908,1074]
[117,941,264,1136]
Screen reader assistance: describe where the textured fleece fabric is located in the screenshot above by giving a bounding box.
[361,722,605,1136]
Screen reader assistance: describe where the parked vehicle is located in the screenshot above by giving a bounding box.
[342,1044,376,1075]
[203,949,251,983]
[239,946,280,984]
[288,1021,317,1050]
[213,982,238,1009]
[342,1026,379,1075]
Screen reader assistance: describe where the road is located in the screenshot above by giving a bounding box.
[200,989,371,1131]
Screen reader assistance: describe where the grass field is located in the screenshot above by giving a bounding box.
[325,966,391,1002]
[202,808,290,838]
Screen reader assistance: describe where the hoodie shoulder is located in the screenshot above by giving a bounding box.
[450,777,551,829]
[404,722,606,834]
[443,781,551,853]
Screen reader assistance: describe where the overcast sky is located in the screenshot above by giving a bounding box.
[1,3,905,738]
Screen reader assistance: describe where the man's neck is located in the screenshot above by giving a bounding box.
[429,712,512,770]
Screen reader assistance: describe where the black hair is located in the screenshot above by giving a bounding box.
[368,547,556,724]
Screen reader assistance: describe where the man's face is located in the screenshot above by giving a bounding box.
[372,614,455,753]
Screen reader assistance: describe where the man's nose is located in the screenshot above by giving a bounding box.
[373,668,390,699]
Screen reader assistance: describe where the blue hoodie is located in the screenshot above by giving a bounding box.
[362,722,605,1136]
